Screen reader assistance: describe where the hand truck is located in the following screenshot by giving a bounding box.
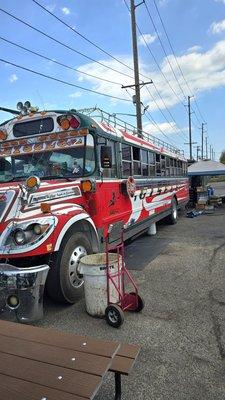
[104,223,144,328]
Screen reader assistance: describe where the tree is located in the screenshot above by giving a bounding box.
[220,151,225,165]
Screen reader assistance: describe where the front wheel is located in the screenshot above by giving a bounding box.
[46,232,92,304]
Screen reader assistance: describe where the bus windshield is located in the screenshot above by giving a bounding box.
[0,134,95,182]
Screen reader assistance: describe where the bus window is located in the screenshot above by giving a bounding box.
[166,157,170,176]
[141,149,148,177]
[170,158,174,176]
[161,155,166,177]
[100,139,117,178]
[149,152,156,177]
[133,146,141,176]
[156,153,161,176]
[122,144,132,177]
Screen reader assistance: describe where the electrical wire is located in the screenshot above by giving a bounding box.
[32,0,137,75]
[0,58,132,103]
[144,0,187,101]
[0,36,122,86]
[150,0,206,123]
[0,7,134,81]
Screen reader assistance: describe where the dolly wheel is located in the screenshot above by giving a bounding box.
[105,305,124,328]
[129,292,145,312]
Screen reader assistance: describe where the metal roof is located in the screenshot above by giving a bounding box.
[188,160,225,176]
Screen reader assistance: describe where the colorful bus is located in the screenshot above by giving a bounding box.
[0,104,189,304]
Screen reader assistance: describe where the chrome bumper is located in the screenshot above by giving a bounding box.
[0,264,49,323]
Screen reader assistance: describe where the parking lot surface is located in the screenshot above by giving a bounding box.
[37,205,225,400]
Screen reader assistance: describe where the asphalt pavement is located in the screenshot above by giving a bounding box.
[36,205,225,400]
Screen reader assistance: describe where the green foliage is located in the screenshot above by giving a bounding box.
[220,151,225,165]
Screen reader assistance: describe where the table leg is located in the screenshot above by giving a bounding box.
[115,372,122,400]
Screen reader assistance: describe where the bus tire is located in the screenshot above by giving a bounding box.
[46,232,92,304]
[166,198,178,225]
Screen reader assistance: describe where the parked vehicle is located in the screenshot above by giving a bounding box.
[0,104,189,304]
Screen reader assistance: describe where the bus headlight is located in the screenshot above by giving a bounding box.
[13,229,26,245]
[4,217,57,248]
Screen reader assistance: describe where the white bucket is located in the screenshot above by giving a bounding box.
[79,253,121,317]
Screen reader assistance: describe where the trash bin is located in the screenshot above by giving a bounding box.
[0,264,49,323]
[79,253,121,317]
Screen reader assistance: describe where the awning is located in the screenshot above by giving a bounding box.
[188,160,225,176]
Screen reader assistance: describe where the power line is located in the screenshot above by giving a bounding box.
[32,0,137,75]
[0,36,122,86]
[144,0,187,101]
[150,0,206,123]
[0,7,134,81]
[123,0,186,107]
[0,58,132,103]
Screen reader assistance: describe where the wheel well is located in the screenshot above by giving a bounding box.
[58,220,99,253]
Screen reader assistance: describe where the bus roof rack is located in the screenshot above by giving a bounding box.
[77,107,184,157]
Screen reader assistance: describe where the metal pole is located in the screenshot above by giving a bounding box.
[196,145,200,161]
[130,0,142,136]
[201,123,204,159]
[205,136,208,159]
[188,96,192,160]
[210,144,212,160]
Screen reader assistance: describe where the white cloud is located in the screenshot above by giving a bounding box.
[138,33,157,46]
[214,0,225,4]
[46,4,56,12]
[143,121,180,135]
[72,39,225,118]
[187,45,202,53]
[9,74,18,83]
[61,6,71,15]
[69,91,82,98]
[158,0,169,7]
[210,19,225,34]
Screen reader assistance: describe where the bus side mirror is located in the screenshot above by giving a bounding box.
[100,146,112,168]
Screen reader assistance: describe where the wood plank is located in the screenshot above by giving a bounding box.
[0,352,102,399]
[0,373,85,400]
[0,320,119,358]
[110,355,136,375]
[0,333,110,376]
[116,343,140,359]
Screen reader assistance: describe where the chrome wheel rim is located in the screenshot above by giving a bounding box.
[69,245,87,288]
[108,310,119,324]
[173,204,177,219]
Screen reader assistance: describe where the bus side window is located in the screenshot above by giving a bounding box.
[122,144,132,177]
[132,146,141,176]
[100,140,117,178]
[141,149,148,177]
[149,151,155,177]
[161,155,166,177]
[170,158,174,176]
[166,156,170,176]
[156,153,161,176]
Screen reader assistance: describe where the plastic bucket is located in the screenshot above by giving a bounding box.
[79,253,121,317]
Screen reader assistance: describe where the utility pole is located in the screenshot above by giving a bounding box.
[205,136,208,159]
[196,145,201,161]
[130,0,142,136]
[210,144,212,160]
[201,123,206,159]
[188,96,193,160]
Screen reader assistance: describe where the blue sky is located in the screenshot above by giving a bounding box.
[0,0,225,159]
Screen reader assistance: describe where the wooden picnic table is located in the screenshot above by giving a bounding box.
[0,320,121,400]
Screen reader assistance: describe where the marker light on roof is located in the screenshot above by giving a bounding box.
[70,116,80,129]
[60,118,70,130]
[0,130,7,141]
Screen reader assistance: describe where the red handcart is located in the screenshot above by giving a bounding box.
[104,223,144,328]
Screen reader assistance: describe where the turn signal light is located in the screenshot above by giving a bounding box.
[26,176,40,190]
[80,179,95,193]
[60,118,70,130]
[41,202,51,213]
[0,130,7,141]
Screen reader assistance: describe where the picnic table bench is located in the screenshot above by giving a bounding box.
[0,320,140,399]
